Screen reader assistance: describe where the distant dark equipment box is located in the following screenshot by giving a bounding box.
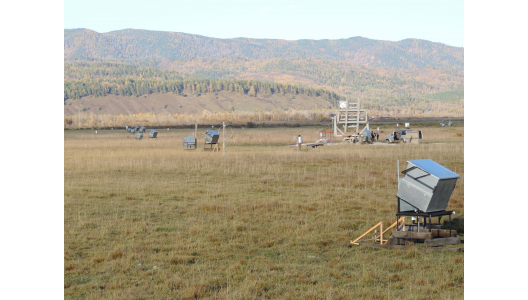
[205,130,220,144]
[184,136,197,149]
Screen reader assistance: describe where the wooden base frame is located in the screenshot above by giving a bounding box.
[203,143,221,152]
[350,218,405,246]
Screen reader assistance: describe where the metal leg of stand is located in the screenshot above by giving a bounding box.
[429,216,431,232]
[396,214,400,245]
[449,214,452,237]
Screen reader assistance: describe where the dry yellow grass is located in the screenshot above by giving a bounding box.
[65,125,464,299]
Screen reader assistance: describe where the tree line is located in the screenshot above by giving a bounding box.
[171,58,463,107]
[64,62,183,81]
[142,57,463,104]
[64,63,342,106]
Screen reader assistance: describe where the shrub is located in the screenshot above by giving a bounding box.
[109,249,124,260]
[170,255,196,265]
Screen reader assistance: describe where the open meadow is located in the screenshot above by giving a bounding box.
[64,124,464,299]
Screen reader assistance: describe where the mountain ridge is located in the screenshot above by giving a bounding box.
[64,29,463,70]
[65,28,461,47]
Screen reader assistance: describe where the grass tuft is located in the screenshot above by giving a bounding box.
[109,249,124,260]
[92,257,105,263]
[170,256,196,265]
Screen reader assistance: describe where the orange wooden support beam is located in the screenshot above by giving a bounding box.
[351,218,406,246]
[350,222,382,245]
[383,217,405,244]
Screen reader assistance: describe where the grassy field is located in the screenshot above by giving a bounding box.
[64,124,464,299]
[64,91,333,117]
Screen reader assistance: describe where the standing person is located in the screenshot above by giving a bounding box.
[298,135,303,151]
[376,132,379,141]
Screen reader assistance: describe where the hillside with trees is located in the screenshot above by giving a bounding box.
[65,29,463,70]
[155,57,463,106]
[64,62,342,106]
[64,29,464,121]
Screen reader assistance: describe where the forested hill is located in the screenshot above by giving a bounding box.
[64,62,342,106]
[64,29,463,70]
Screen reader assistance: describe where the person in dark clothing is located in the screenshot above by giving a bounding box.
[376,132,379,141]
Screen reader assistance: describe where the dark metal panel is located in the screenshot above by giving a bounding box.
[427,178,458,212]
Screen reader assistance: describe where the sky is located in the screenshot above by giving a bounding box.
[64,0,463,47]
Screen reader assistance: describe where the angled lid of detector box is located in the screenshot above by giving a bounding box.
[405,159,460,180]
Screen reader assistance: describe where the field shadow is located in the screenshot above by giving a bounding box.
[444,217,464,234]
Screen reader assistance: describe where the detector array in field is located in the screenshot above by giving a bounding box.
[397,159,460,213]
[149,129,158,138]
[183,136,196,149]
[361,129,373,144]
[205,130,220,144]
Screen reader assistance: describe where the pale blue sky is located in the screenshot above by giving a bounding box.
[64,0,464,47]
